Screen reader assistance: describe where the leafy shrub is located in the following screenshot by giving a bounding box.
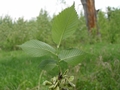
[19,4,85,90]
[0,9,52,50]
[98,7,120,43]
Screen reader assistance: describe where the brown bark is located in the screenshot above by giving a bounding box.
[81,0,98,33]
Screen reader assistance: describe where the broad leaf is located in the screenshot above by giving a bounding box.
[39,59,57,71]
[48,65,60,77]
[19,40,56,57]
[52,4,78,47]
[58,49,83,66]
[59,61,68,73]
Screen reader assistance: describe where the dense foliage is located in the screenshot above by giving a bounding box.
[0,7,120,50]
[0,9,52,50]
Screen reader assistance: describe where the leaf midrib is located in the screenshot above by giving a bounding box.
[58,9,74,47]
[60,53,82,60]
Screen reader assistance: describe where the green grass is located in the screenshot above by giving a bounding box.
[0,51,48,90]
[75,43,120,90]
[0,43,120,90]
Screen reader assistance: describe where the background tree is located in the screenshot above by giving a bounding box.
[36,9,52,44]
[81,0,99,35]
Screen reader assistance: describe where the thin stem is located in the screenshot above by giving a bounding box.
[38,70,44,90]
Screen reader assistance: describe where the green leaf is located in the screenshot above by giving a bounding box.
[59,61,68,73]
[19,40,56,57]
[52,4,78,47]
[48,65,60,77]
[58,49,83,66]
[39,59,57,71]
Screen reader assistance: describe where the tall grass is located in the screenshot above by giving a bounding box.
[0,43,120,90]
[0,51,47,90]
[75,43,120,90]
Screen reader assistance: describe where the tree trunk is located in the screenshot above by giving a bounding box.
[81,0,99,34]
